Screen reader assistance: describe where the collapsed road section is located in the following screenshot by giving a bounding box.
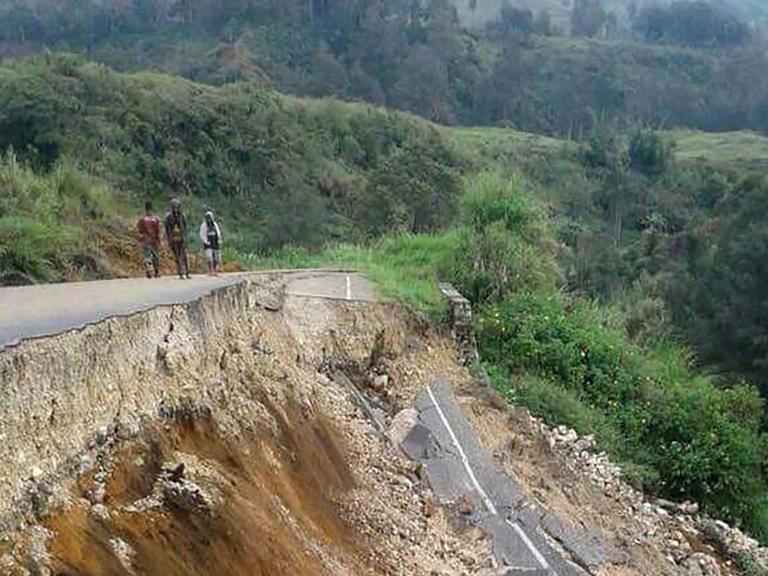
[0,271,749,576]
[401,380,627,576]
[0,272,494,575]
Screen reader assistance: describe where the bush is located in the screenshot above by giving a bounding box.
[628,127,674,177]
[0,152,116,283]
[445,172,560,303]
[477,292,768,539]
[0,217,81,281]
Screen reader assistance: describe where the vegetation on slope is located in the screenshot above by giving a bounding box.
[0,54,464,282]
[289,170,768,543]
[2,50,768,546]
[2,0,768,135]
[0,153,131,283]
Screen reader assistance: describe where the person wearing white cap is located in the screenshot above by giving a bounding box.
[199,210,222,276]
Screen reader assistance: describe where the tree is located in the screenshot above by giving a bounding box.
[687,181,768,389]
[492,3,534,37]
[632,1,752,47]
[534,9,552,36]
[0,5,44,42]
[581,122,632,251]
[390,44,455,123]
[572,0,606,38]
[628,127,674,178]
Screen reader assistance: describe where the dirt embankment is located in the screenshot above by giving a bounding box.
[1,275,763,576]
[0,276,490,575]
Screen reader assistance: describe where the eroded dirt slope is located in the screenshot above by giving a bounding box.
[1,281,764,576]
[0,289,490,576]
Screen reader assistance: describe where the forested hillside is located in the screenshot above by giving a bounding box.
[2,0,768,135]
[453,0,768,29]
[3,0,768,561]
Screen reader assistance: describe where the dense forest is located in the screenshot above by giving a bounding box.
[2,0,768,134]
[3,0,768,559]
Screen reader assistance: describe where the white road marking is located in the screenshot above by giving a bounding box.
[345,274,352,300]
[427,386,497,515]
[426,385,557,575]
[507,519,555,573]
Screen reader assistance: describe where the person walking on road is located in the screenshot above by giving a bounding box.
[164,198,191,279]
[199,211,222,276]
[137,201,161,278]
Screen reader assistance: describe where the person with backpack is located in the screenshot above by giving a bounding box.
[164,198,191,279]
[137,200,161,278]
[199,210,222,276]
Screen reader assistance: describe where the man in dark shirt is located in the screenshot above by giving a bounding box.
[137,201,161,278]
[164,198,191,279]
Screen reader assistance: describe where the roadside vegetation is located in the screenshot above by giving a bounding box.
[2,51,768,547]
[286,169,768,543]
[0,152,124,283]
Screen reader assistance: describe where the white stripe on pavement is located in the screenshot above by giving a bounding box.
[426,385,557,575]
[508,519,555,573]
[346,274,352,300]
[427,386,497,515]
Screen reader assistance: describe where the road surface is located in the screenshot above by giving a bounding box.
[0,270,372,349]
[402,380,627,575]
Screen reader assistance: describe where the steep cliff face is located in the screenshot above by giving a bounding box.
[0,275,491,575]
[0,278,264,527]
[2,274,765,576]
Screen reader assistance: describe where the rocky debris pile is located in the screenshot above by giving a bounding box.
[316,371,495,576]
[699,519,768,571]
[542,420,768,576]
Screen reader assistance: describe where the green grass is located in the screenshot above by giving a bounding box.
[447,123,768,173]
[446,126,570,168]
[246,232,460,315]
[669,129,768,170]
[0,154,125,282]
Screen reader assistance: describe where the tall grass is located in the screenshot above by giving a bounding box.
[0,152,120,282]
[247,232,460,315]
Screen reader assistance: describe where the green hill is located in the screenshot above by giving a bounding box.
[4,53,768,548]
[4,52,766,284]
[452,0,768,28]
[0,55,463,281]
[2,0,768,137]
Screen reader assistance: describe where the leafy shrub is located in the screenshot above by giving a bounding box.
[628,127,674,177]
[445,172,560,303]
[477,292,768,540]
[0,152,116,283]
[0,217,81,282]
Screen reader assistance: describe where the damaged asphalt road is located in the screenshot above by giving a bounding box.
[402,379,627,576]
[0,270,371,348]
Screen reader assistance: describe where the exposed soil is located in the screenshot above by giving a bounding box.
[46,405,364,576]
[0,285,746,576]
[93,226,244,281]
[0,294,490,576]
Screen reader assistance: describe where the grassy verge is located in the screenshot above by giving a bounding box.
[0,153,128,283]
[244,232,458,315]
[247,169,768,544]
